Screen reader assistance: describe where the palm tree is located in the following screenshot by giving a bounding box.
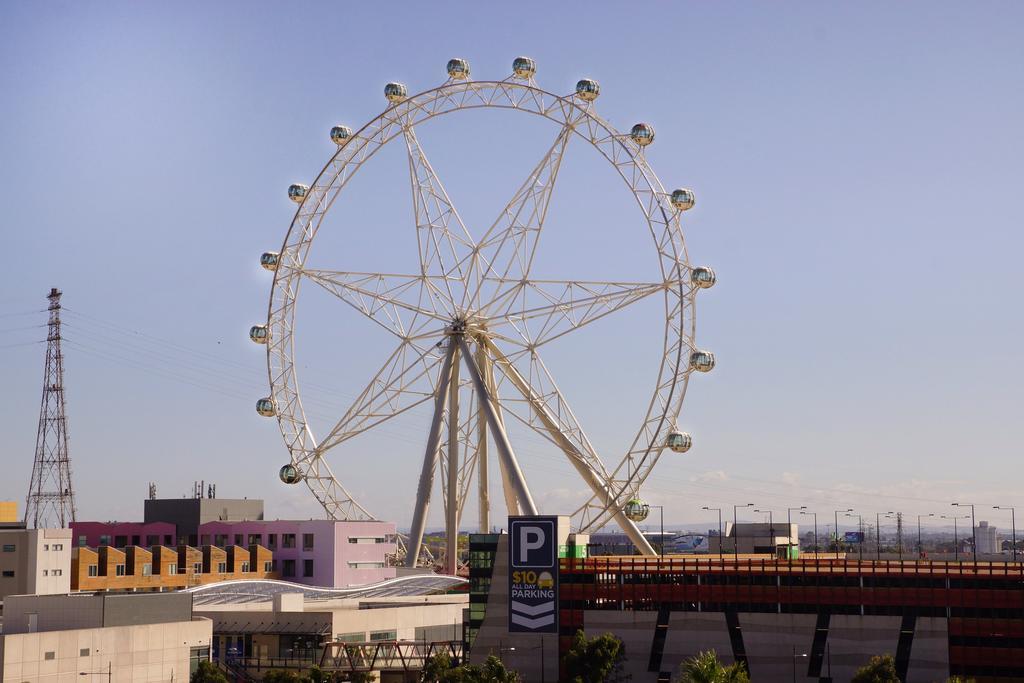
[678,651,749,683]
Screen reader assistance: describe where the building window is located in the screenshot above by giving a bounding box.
[303,559,314,577]
[2,544,15,552]
[130,536,140,547]
[168,564,178,575]
[146,535,159,546]
[78,535,87,547]
[200,535,211,546]
[142,563,152,576]
[53,543,63,551]
[241,561,250,572]
[369,631,396,641]
[193,562,202,574]
[348,536,387,544]
[248,534,262,546]
[44,544,49,551]
[335,633,365,642]
[88,564,98,577]
[164,535,173,546]
[234,534,244,547]
[283,534,296,549]
[217,562,227,573]
[115,564,126,576]
[282,559,296,577]
[271,560,278,572]
[348,562,385,569]
[43,569,49,576]
[99,535,110,546]
[80,648,90,657]
[268,534,277,548]
[264,561,273,572]
[214,534,227,547]
[44,651,56,661]
[53,569,62,576]
[2,570,14,577]
[114,535,127,548]
[302,534,314,550]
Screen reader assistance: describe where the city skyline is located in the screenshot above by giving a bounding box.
[2,1,1023,531]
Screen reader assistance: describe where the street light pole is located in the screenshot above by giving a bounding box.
[876,512,894,559]
[787,506,806,557]
[995,506,1017,562]
[953,503,977,562]
[800,511,818,557]
[917,513,934,558]
[78,663,111,683]
[733,504,753,559]
[755,509,774,555]
[702,506,723,554]
[941,514,968,562]
[834,509,852,553]
[648,504,665,558]
[846,513,863,560]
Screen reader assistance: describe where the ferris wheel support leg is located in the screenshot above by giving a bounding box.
[445,344,461,576]
[486,348,521,518]
[482,337,658,557]
[406,340,457,568]
[457,337,538,516]
[476,343,491,533]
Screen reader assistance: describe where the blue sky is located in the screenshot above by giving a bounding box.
[1,2,1022,536]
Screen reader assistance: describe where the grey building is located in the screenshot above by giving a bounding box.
[144,498,264,546]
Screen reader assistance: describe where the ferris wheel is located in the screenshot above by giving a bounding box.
[251,57,716,570]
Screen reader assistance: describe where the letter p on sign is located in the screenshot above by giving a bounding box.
[519,526,545,563]
[510,518,555,568]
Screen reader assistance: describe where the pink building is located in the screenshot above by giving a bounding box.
[72,521,176,549]
[197,519,396,587]
[71,519,396,588]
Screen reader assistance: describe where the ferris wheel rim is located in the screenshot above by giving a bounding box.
[263,76,699,533]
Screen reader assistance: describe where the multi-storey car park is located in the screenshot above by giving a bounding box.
[467,534,1024,683]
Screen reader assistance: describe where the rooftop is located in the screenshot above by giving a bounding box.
[184,575,466,606]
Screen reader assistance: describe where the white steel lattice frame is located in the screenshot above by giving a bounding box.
[264,76,700,555]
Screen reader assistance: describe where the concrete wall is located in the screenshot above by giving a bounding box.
[4,593,193,635]
[576,611,949,682]
[0,617,211,682]
[0,529,71,603]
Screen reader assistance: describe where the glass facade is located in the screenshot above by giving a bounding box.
[467,534,500,650]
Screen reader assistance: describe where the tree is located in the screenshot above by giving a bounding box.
[850,654,899,683]
[420,653,519,683]
[190,661,229,683]
[677,650,749,683]
[479,656,520,683]
[563,630,629,683]
[263,671,303,683]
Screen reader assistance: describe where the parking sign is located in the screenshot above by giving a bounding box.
[508,516,559,633]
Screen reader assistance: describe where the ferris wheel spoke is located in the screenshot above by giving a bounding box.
[403,126,476,304]
[315,339,448,454]
[482,337,657,555]
[298,268,452,338]
[296,454,375,521]
[485,278,669,348]
[466,123,575,308]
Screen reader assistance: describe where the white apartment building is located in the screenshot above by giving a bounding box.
[975,520,1000,555]
[0,526,72,603]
